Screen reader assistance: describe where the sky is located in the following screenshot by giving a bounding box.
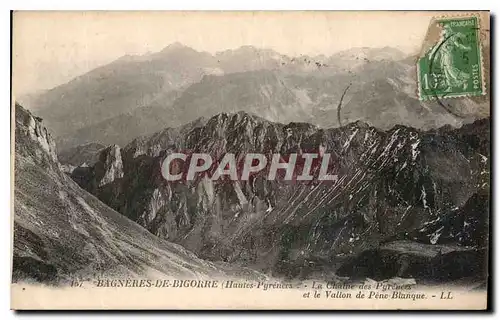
[12,11,438,95]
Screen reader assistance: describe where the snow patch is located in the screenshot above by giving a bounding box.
[421,185,429,209]
[266,199,273,213]
[411,140,420,161]
[429,226,444,244]
[343,129,358,149]
[478,153,488,163]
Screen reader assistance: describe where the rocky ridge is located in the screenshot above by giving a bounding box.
[13,103,260,284]
[67,112,490,282]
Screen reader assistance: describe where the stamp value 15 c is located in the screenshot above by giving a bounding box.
[418,15,485,100]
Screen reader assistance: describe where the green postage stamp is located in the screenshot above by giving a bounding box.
[418,15,485,100]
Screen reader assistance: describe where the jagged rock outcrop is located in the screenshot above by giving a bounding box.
[96,145,124,187]
[13,104,248,284]
[70,145,124,193]
[336,240,487,282]
[15,103,58,166]
[69,112,490,282]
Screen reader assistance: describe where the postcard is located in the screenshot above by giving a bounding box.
[11,11,490,310]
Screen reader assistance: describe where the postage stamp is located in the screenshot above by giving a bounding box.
[418,15,485,100]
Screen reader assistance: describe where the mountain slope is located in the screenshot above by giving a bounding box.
[167,60,481,132]
[13,103,243,284]
[29,43,219,138]
[25,46,421,149]
[55,90,182,149]
[69,112,489,281]
[27,44,488,153]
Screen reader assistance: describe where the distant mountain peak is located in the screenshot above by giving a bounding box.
[162,41,189,51]
[215,45,281,57]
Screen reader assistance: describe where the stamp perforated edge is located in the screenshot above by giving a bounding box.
[416,12,487,101]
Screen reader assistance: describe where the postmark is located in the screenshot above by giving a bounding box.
[418,15,485,101]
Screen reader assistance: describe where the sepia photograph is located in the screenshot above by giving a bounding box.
[10,10,491,310]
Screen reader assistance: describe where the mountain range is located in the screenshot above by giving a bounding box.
[65,111,490,282]
[13,39,491,284]
[13,104,262,283]
[21,43,489,151]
